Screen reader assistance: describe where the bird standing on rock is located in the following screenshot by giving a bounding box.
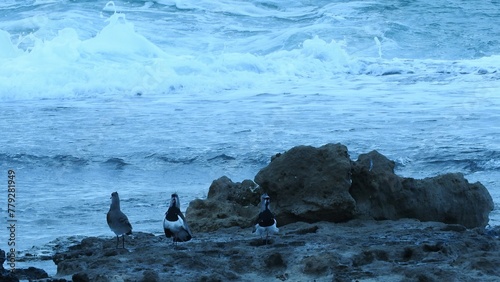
[253,193,279,244]
[107,191,133,249]
[164,193,193,244]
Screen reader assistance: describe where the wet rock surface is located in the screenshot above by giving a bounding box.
[47,220,500,282]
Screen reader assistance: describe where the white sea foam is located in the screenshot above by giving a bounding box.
[1,0,499,100]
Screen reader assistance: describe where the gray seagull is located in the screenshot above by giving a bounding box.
[107,191,133,248]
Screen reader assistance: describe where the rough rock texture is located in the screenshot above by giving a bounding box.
[351,150,494,228]
[349,150,403,219]
[185,176,262,232]
[47,220,500,282]
[254,143,356,225]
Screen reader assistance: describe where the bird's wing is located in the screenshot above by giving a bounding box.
[175,228,192,242]
[119,212,133,231]
[178,211,193,237]
[255,212,262,224]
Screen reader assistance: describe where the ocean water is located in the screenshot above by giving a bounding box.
[0,0,499,257]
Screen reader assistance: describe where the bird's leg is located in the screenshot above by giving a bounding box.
[115,235,119,248]
[122,235,125,249]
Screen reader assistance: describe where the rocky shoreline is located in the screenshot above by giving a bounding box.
[1,143,498,281]
[2,219,500,282]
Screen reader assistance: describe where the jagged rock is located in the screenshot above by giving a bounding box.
[185,176,262,232]
[254,143,356,225]
[351,150,494,228]
[0,272,19,282]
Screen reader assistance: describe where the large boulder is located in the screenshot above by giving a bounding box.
[254,143,356,225]
[400,173,493,228]
[185,176,262,232]
[350,150,494,228]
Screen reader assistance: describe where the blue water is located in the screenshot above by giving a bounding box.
[1,0,499,256]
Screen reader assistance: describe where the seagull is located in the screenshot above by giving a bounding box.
[107,191,133,248]
[253,193,279,244]
[164,193,192,244]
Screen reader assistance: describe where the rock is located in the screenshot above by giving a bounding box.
[400,173,493,228]
[0,249,5,271]
[351,150,494,228]
[189,143,493,231]
[252,144,493,228]
[288,225,319,235]
[352,249,390,266]
[140,270,159,282]
[1,249,50,282]
[466,255,500,276]
[208,177,260,207]
[186,176,262,232]
[0,271,19,282]
[264,253,286,268]
[350,150,403,219]
[254,143,356,225]
[14,267,49,280]
[403,266,458,282]
[485,225,500,237]
[47,220,500,282]
[302,253,337,275]
[440,224,467,232]
[72,272,90,282]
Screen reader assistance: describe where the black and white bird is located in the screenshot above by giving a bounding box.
[163,193,192,244]
[253,193,279,244]
[107,191,133,249]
